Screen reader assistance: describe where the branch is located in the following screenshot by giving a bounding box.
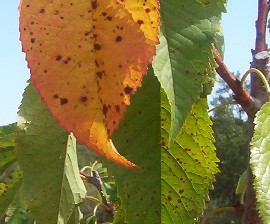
[213,48,257,117]
[80,170,115,214]
[255,0,270,53]
[250,0,270,108]
[243,1,270,223]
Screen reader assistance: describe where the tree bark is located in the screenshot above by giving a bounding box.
[242,0,269,223]
[214,1,270,223]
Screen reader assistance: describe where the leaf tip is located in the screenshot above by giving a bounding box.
[108,139,138,169]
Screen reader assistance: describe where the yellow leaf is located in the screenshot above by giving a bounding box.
[19,0,160,168]
[118,0,160,44]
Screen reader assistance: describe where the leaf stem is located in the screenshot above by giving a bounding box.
[90,161,98,174]
[201,207,236,224]
[241,68,270,100]
[80,170,115,215]
[208,100,237,113]
[80,165,92,173]
[85,196,109,210]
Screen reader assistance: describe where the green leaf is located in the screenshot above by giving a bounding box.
[66,207,82,224]
[236,170,247,195]
[4,192,34,224]
[6,208,30,224]
[235,170,247,205]
[250,102,270,223]
[16,82,86,224]
[153,0,225,146]
[0,169,23,218]
[0,123,16,148]
[85,215,97,224]
[161,95,219,223]
[93,163,117,202]
[0,147,16,176]
[0,124,17,175]
[106,67,218,223]
[113,206,126,224]
[108,68,161,224]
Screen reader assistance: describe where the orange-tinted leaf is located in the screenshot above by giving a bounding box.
[118,0,160,44]
[19,0,159,168]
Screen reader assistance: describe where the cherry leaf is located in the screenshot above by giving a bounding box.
[19,0,159,168]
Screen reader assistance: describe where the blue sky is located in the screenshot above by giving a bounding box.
[0,1,258,125]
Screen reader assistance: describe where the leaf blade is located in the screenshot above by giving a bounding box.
[250,102,270,223]
[153,0,225,145]
[0,169,23,219]
[0,124,17,175]
[16,82,86,224]
[107,68,161,224]
[0,123,16,148]
[19,0,159,167]
[161,96,219,223]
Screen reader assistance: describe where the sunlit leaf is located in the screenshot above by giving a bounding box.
[161,96,218,223]
[0,169,23,219]
[0,124,17,175]
[153,0,225,146]
[16,82,86,224]
[106,68,218,223]
[250,102,270,223]
[0,123,16,148]
[19,0,159,168]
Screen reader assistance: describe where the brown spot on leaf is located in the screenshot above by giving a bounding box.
[63,57,71,64]
[92,0,98,9]
[40,8,45,13]
[94,44,101,50]
[145,8,151,13]
[124,86,133,94]
[102,104,108,116]
[56,55,62,61]
[115,35,122,42]
[167,195,172,201]
[115,105,120,113]
[96,71,103,79]
[80,96,88,103]
[60,98,68,105]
